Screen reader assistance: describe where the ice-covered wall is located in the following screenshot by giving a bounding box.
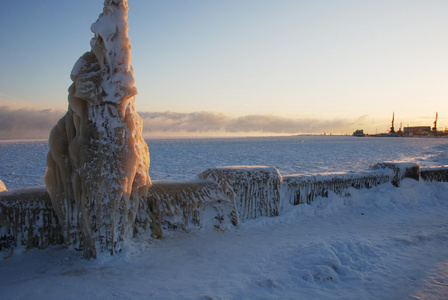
[44,0,150,258]
[0,187,62,254]
[371,162,420,187]
[282,171,391,206]
[198,167,282,226]
[139,180,233,236]
[2,163,446,255]
[420,166,448,182]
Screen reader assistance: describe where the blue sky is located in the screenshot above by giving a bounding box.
[0,0,447,137]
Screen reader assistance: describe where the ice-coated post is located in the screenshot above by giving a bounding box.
[44,0,151,258]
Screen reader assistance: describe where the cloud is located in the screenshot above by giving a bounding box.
[0,106,66,139]
[139,111,229,133]
[227,115,355,133]
[0,106,370,139]
[140,111,368,135]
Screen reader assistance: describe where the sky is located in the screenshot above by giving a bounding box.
[0,0,447,138]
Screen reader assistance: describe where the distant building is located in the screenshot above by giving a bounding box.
[403,126,431,136]
[353,129,366,137]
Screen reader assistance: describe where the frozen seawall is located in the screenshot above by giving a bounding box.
[1,163,447,253]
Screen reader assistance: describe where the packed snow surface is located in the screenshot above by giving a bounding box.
[1,179,448,299]
[1,136,448,298]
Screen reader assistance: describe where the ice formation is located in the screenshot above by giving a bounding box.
[0,187,61,251]
[1,163,446,252]
[420,166,448,182]
[282,171,391,206]
[140,180,232,235]
[371,162,420,187]
[198,166,282,226]
[0,180,6,192]
[44,0,151,258]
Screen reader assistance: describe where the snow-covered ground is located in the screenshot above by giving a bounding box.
[1,179,448,299]
[1,136,448,299]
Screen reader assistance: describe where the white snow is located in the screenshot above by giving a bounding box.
[1,178,447,299]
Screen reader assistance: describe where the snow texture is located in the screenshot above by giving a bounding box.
[44,0,150,258]
[1,178,448,299]
[198,166,282,226]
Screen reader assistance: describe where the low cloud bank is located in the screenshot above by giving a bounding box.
[0,106,65,139]
[0,106,367,139]
[140,112,364,136]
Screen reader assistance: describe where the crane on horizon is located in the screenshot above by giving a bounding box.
[389,112,395,134]
[432,112,438,133]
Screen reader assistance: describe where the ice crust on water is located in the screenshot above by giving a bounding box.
[44,0,150,258]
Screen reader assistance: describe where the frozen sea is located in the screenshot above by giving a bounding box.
[1,135,448,190]
[1,136,448,299]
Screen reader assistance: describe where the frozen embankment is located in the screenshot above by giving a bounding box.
[1,162,447,253]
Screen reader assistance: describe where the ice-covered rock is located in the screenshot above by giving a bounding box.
[198,166,282,226]
[0,180,6,192]
[44,0,151,258]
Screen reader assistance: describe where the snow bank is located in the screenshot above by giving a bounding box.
[2,179,448,299]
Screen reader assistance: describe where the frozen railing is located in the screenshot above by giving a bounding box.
[1,162,447,253]
[137,180,231,237]
[282,170,391,206]
[0,186,61,252]
[420,166,448,182]
[198,166,282,226]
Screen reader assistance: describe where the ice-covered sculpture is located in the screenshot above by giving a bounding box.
[44,0,151,258]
